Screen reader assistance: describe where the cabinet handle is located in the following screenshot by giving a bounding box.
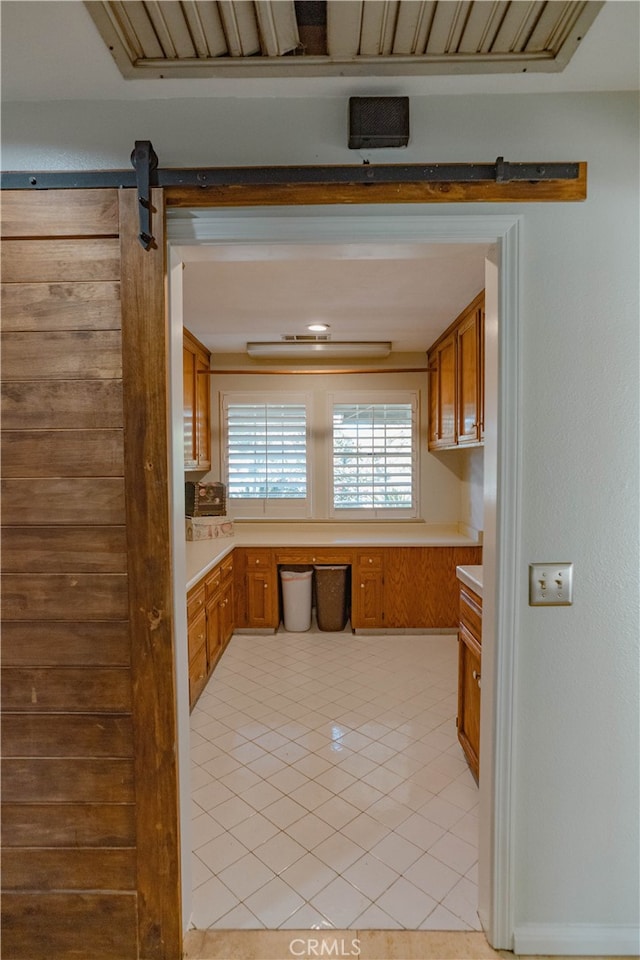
[360,583,365,589]
[264,583,268,589]
[473,670,482,688]
[368,558,373,564]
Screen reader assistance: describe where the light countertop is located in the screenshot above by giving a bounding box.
[456,564,483,597]
[186,521,482,591]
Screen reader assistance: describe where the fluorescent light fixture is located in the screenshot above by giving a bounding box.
[247,341,392,359]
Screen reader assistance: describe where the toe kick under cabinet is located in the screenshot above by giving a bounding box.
[457,582,482,781]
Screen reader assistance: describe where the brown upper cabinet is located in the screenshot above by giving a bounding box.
[428,291,485,450]
[183,327,211,471]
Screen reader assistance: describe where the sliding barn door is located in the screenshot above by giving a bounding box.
[1,189,180,960]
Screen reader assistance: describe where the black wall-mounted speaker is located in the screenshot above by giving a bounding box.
[348,96,410,149]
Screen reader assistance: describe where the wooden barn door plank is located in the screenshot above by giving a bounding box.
[119,188,181,959]
[0,187,180,960]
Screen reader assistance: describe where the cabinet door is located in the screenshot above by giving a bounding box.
[457,623,481,780]
[383,547,482,628]
[206,592,222,666]
[195,353,211,469]
[428,333,456,449]
[352,569,384,629]
[183,329,211,471]
[246,570,277,628]
[188,604,208,710]
[456,308,481,444]
[220,581,234,647]
[183,341,197,469]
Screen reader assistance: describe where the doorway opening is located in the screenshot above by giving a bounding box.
[167,209,520,948]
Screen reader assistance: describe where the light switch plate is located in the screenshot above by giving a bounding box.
[529,562,573,606]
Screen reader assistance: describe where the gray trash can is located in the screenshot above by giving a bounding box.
[314,565,349,631]
[280,568,313,632]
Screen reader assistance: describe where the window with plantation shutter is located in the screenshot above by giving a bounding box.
[331,395,417,518]
[223,395,310,517]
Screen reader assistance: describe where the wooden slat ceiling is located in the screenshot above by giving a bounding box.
[86,0,604,79]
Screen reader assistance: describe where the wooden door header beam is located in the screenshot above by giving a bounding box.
[1,148,587,205]
[2,142,586,246]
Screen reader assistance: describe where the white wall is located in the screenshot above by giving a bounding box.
[4,91,638,952]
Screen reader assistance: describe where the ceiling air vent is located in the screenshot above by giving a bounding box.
[85,1,604,79]
[281,334,332,342]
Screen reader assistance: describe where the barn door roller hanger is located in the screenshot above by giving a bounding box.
[2,140,585,251]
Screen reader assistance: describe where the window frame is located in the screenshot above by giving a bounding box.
[221,391,313,519]
[328,390,419,521]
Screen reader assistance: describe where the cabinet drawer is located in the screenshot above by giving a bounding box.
[460,585,482,642]
[187,607,207,662]
[220,553,234,581]
[355,551,383,570]
[187,583,205,621]
[245,550,273,570]
[189,642,208,706]
[205,565,222,599]
[275,549,352,565]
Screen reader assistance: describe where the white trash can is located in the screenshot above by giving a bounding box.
[280,568,313,632]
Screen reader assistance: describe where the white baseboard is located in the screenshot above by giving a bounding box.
[513,923,640,956]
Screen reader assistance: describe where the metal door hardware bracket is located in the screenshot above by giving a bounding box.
[130,140,158,249]
[1,143,583,191]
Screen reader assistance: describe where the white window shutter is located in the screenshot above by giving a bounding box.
[332,400,416,514]
[226,401,308,500]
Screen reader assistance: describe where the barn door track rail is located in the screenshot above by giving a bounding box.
[1,140,586,249]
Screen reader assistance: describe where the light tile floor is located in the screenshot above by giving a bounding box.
[189,625,479,932]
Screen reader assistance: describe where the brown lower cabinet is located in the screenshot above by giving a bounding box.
[457,582,482,780]
[234,547,279,630]
[384,547,482,628]
[352,551,385,628]
[231,544,482,631]
[187,552,234,709]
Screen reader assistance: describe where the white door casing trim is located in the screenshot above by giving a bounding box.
[168,210,522,950]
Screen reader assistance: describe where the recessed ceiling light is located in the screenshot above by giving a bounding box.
[307,323,330,332]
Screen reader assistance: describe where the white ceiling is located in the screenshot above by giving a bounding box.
[181,240,488,355]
